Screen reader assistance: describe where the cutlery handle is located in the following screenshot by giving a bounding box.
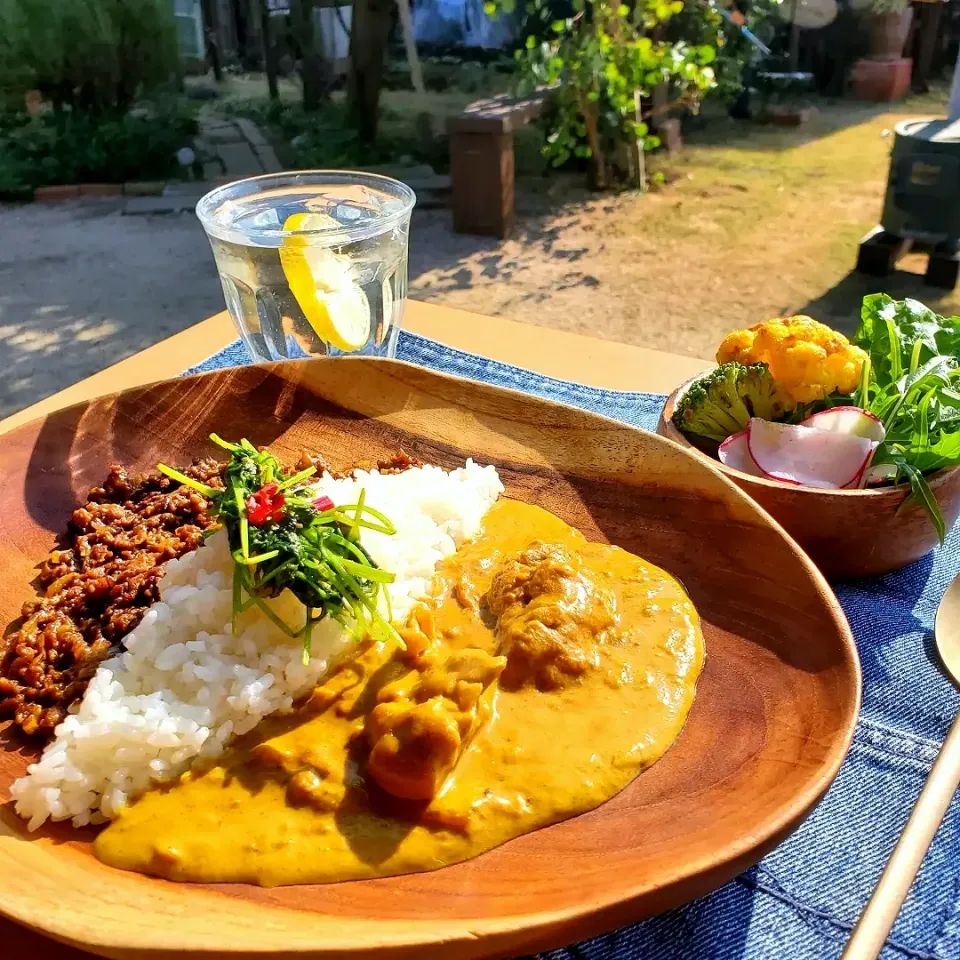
[842,711,960,960]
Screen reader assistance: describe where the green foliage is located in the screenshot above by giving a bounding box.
[0,0,180,113]
[489,0,716,185]
[856,295,960,387]
[222,98,440,171]
[667,0,783,104]
[0,100,198,198]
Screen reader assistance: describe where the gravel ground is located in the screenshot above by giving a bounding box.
[1,194,610,419]
[0,199,224,418]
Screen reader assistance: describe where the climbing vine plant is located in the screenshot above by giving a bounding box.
[487,0,717,188]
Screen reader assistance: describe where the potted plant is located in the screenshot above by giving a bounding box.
[857,0,913,61]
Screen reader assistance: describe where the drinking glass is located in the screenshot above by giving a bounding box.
[196,171,416,361]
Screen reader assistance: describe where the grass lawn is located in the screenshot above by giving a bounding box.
[653,87,959,346]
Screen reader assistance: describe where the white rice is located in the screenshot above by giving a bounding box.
[12,460,503,831]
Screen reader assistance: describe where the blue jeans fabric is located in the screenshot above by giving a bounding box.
[187,332,960,960]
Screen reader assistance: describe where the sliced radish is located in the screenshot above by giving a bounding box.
[800,406,886,444]
[746,418,877,489]
[861,463,897,487]
[844,463,869,490]
[718,431,764,476]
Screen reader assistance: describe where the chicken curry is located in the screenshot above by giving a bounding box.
[95,499,704,886]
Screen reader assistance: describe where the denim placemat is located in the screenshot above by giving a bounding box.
[187,331,960,960]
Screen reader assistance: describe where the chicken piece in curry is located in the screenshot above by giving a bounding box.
[95,499,704,886]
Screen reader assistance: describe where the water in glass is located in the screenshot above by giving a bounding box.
[197,173,416,362]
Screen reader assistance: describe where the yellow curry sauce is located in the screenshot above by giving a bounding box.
[95,499,704,886]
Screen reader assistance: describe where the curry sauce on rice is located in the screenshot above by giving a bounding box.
[6,436,704,887]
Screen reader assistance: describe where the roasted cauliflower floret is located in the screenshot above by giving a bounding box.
[717,316,866,406]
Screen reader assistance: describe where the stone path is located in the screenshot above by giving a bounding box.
[197,115,282,178]
[122,115,281,215]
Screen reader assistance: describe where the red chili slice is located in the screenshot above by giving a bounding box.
[313,495,335,513]
[246,482,286,526]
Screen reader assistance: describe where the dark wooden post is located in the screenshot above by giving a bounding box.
[909,0,944,94]
[257,0,279,100]
[449,122,515,238]
[447,89,551,238]
[201,0,224,82]
[291,0,330,110]
[347,0,393,142]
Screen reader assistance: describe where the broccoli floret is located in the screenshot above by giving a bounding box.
[738,363,792,422]
[672,362,789,447]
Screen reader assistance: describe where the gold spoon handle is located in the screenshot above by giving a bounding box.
[842,712,960,960]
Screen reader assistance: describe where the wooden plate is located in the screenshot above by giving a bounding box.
[0,359,860,960]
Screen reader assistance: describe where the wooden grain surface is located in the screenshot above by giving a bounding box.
[658,382,960,580]
[0,359,859,959]
[0,301,714,437]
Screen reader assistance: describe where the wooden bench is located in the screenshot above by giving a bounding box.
[448,86,683,238]
[448,88,552,239]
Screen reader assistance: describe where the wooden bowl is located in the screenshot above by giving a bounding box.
[0,359,859,959]
[659,380,960,581]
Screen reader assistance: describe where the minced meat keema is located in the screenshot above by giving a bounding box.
[0,460,222,736]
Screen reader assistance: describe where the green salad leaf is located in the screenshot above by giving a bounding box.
[848,295,960,542]
[857,294,960,388]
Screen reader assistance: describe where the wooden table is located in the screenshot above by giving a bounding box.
[0,301,711,958]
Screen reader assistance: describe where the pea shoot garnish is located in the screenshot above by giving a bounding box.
[159,435,402,664]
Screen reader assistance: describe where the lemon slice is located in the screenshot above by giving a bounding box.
[279,213,371,352]
[283,211,345,242]
[380,273,395,335]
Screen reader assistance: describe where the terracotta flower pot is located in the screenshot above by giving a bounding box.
[864,8,914,61]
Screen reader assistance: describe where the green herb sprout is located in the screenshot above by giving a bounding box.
[159,435,402,664]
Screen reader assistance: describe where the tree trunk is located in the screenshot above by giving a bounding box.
[348,0,393,142]
[631,90,647,192]
[581,97,607,190]
[258,0,279,100]
[232,0,256,69]
[201,0,223,82]
[291,0,330,111]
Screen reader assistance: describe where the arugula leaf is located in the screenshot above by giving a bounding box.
[856,294,960,386]
[182,436,404,663]
[896,430,960,474]
[847,295,960,539]
[894,458,946,543]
